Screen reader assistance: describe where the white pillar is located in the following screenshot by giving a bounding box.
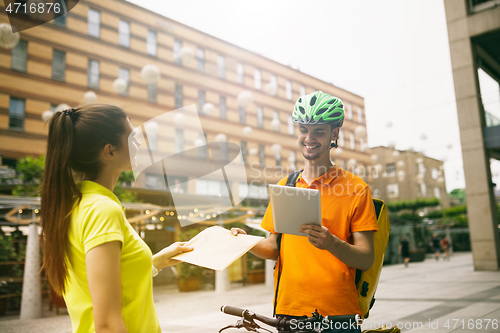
[265,259,275,287]
[20,221,42,319]
[215,268,230,293]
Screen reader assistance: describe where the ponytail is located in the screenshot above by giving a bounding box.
[41,104,127,295]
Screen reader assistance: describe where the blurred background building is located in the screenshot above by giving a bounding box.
[0,0,370,204]
[444,0,500,270]
[369,146,450,209]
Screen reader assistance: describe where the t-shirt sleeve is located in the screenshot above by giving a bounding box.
[260,177,289,234]
[350,186,379,233]
[82,199,125,253]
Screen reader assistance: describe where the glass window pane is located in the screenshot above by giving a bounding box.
[257,107,263,128]
[350,132,355,150]
[259,144,265,166]
[339,129,344,147]
[118,67,130,95]
[11,40,27,72]
[357,106,363,123]
[219,96,226,119]
[88,8,100,38]
[147,30,157,56]
[9,98,25,131]
[300,85,306,96]
[173,39,182,64]
[198,90,205,114]
[286,80,292,100]
[347,102,353,120]
[119,20,130,47]
[175,84,183,108]
[197,48,204,70]
[254,69,261,90]
[478,68,500,127]
[239,107,245,124]
[87,59,99,89]
[237,63,244,84]
[218,55,225,79]
[175,129,184,154]
[241,141,247,164]
[147,83,157,103]
[52,50,66,81]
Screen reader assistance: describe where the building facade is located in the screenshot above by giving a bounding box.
[369,146,450,209]
[444,0,500,270]
[0,0,370,207]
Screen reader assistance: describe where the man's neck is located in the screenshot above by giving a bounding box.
[301,157,333,185]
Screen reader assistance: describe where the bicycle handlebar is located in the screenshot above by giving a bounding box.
[221,305,361,332]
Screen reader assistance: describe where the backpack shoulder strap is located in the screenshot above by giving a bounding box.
[273,170,303,316]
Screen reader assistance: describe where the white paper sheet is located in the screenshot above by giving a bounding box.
[171,226,264,271]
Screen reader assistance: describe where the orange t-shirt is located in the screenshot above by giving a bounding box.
[261,166,379,318]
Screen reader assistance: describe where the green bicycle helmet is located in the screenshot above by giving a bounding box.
[292,91,344,128]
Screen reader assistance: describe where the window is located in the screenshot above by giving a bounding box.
[418,163,425,173]
[273,111,280,132]
[259,144,265,166]
[11,40,27,72]
[357,106,363,123]
[147,84,157,103]
[198,90,205,114]
[147,30,157,56]
[373,188,380,197]
[9,97,25,131]
[87,59,100,89]
[175,129,184,154]
[239,107,246,124]
[118,67,130,96]
[196,179,225,196]
[254,69,261,90]
[350,132,355,150]
[241,141,247,164]
[300,85,306,96]
[54,7,66,27]
[432,168,439,179]
[276,151,282,167]
[173,39,182,64]
[420,182,427,196]
[257,107,263,128]
[199,133,208,158]
[386,163,396,176]
[270,75,277,95]
[237,63,244,84]
[288,116,294,136]
[88,8,100,38]
[387,183,399,198]
[217,55,225,79]
[118,20,130,47]
[434,187,441,198]
[52,49,66,81]
[360,137,366,152]
[215,96,225,120]
[286,80,292,100]
[347,102,353,120]
[289,151,296,170]
[197,48,205,70]
[145,173,165,189]
[175,84,183,108]
[339,129,345,147]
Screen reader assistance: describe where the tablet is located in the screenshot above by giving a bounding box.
[269,184,321,237]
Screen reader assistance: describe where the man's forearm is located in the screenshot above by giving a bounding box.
[327,238,374,271]
[249,236,279,260]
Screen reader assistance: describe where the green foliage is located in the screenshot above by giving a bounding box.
[386,198,440,213]
[12,155,45,197]
[113,171,141,203]
[443,205,467,218]
[0,236,24,299]
[449,188,466,204]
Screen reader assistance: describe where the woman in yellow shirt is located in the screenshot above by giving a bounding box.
[40,104,192,333]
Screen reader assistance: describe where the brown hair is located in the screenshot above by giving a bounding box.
[41,104,128,295]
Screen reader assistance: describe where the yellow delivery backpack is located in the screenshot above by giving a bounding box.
[355,198,391,319]
[275,171,391,320]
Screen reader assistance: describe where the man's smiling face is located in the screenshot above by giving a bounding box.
[297,123,338,161]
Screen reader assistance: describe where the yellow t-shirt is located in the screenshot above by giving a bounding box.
[261,166,379,318]
[64,180,160,333]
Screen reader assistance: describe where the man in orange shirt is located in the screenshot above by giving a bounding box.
[232,91,378,333]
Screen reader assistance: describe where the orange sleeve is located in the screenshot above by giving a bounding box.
[350,186,379,233]
[260,177,289,234]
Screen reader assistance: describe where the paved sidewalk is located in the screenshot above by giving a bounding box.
[0,252,499,332]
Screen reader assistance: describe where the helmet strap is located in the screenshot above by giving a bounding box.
[330,140,338,149]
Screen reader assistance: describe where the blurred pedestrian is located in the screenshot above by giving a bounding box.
[398,235,411,268]
[41,104,193,333]
[441,236,450,261]
[432,233,441,261]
